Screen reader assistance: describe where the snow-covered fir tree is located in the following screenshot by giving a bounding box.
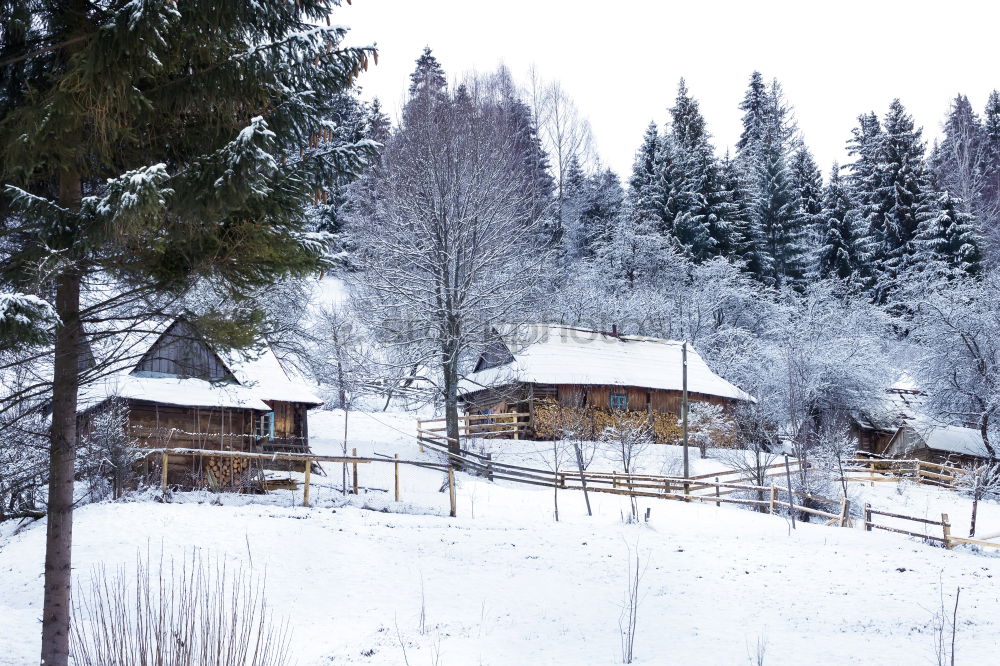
[868,100,933,299]
[912,190,982,277]
[0,3,376,663]
[734,74,808,287]
[668,79,732,260]
[789,145,826,245]
[816,165,864,281]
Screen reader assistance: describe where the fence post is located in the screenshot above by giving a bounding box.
[612,471,618,489]
[303,459,311,507]
[417,420,424,453]
[352,447,359,495]
[864,502,872,531]
[839,496,849,527]
[448,467,457,518]
[769,484,776,514]
[161,451,169,494]
[486,452,494,482]
[715,476,721,508]
[394,453,401,502]
[942,513,952,549]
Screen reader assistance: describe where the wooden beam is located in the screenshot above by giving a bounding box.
[303,460,311,507]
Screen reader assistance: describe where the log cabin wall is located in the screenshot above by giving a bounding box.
[262,400,310,454]
[125,402,259,452]
[563,384,732,414]
[462,382,745,441]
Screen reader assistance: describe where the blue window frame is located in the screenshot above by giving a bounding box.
[609,392,628,410]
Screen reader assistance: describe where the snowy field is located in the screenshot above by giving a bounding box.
[2,409,999,665]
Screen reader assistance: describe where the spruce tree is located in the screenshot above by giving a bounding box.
[873,100,933,297]
[913,190,982,276]
[0,4,375,663]
[721,152,766,276]
[737,71,770,152]
[580,168,625,254]
[816,165,863,280]
[789,145,825,237]
[983,90,1000,233]
[735,75,806,287]
[626,122,665,228]
[754,148,806,287]
[668,79,731,260]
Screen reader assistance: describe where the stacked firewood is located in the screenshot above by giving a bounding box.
[205,446,251,489]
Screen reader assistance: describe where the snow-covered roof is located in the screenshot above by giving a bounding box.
[920,425,988,457]
[853,375,927,432]
[459,324,753,402]
[222,345,323,406]
[887,421,990,459]
[80,317,322,412]
[79,374,271,411]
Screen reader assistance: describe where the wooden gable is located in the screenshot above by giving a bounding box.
[473,329,516,372]
[132,319,236,382]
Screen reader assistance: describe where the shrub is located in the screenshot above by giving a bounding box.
[72,549,292,666]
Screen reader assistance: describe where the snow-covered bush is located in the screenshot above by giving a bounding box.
[78,400,142,502]
[0,409,49,520]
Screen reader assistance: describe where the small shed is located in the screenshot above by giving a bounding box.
[883,422,992,466]
[78,318,323,483]
[458,324,753,430]
[849,379,926,456]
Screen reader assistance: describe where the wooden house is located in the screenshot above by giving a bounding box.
[78,318,323,484]
[458,325,753,433]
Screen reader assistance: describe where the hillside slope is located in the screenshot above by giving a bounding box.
[1,410,998,665]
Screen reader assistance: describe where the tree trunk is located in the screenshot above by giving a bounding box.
[970,491,980,537]
[41,181,82,665]
[980,416,996,460]
[443,346,461,469]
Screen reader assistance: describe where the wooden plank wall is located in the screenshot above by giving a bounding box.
[127,402,258,452]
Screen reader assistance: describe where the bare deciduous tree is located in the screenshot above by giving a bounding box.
[353,75,547,461]
[600,415,653,521]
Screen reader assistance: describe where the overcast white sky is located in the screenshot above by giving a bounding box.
[339,0,999,179]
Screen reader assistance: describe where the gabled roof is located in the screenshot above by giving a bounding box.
[459,324,754,402]
[79,317,322,412]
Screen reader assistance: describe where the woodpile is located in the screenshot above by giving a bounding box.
[263,478,298,491]
[204,446,251,489]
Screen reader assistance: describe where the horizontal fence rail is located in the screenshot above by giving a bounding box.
[841,457,963,488]
[133,433,1000,552]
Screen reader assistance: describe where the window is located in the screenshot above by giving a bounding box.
[610,392,628,410]
[257,412,275,440]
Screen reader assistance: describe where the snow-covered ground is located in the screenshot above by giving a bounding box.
[2,409,999,665]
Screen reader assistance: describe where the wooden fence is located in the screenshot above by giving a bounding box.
[841,457,962,488]
[145,447,462,516]
[143,437,1000,553]
[417,412,530,441]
